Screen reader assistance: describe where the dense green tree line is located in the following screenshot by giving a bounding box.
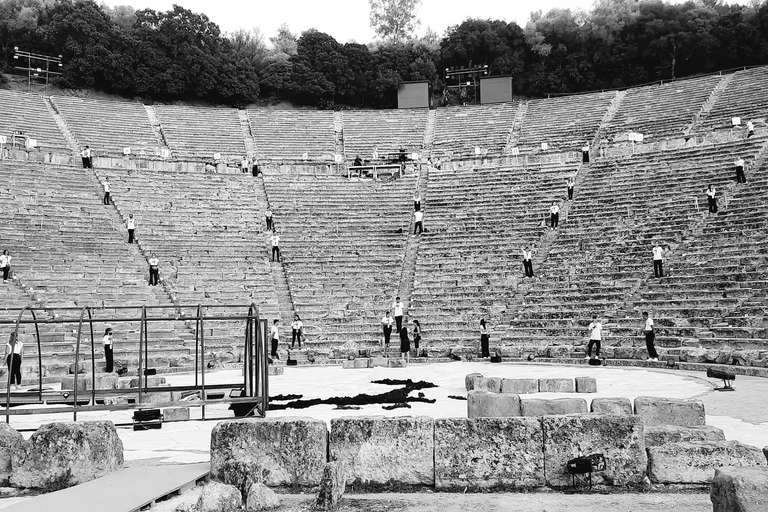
[1,0,768,107]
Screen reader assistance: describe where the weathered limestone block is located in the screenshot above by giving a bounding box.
[648,441,765,484]
[342,360,355,369]
[634,397,705,427]
[329,416,433,487]
[547,345,572,358]
[268,366,284,376]
[211,417,327,489]
[370,357,387,368]
[575,377,597,393]
[197,481,242,512]
[126,376,167,388]
[500,378,538,394]
[246,482,280,511]
[313,461,346,511]
[60,374,118,391]
[387,359,407,368]
[0,424,23,485]
[467,391,521,418]
[644,425,725,447]
[163,407,191,421]
[434,417,545,490]
[11,421,123,490]
[473,377,502,393]
[521,398,588,416]
[711,466,768,512]
[465,373,483,391]
[353,358,370,369]
[590,397,633,415]
[542,414,647,488]
[538,378,575,393]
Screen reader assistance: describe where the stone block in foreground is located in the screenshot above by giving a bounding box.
[465,373,483,391]
[467,391,521,418]
[11,421,123,490]
[538,378,574,393]
[473,377,502,393]
[644,425,725,447]
[0,424,23,486]
[434,417,544,490]
[590,397,632,415]
[542,414,647,488]
[711,466,768,512]
[500,378,538,394]
[329,416,433,488]
[211,417,327,489]
[648,441,764,484]
[521,398,587,416]
[634,396,705,427]
[197,481,242,512]
[575,377,597,393]
[314,461,346,511]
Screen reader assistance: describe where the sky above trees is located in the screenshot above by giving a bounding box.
[98,0,597,45]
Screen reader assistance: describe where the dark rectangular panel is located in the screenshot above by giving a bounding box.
[398,82,429,109]
[480,76,513,104]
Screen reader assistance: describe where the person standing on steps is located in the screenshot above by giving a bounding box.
[413,193,421,212]
[413,209,423,236]
[746,120,754,138]
[127,214,136,244]
[148,254,160,286]
[705,185,718,214]
[521,246,534,278]
[103,328,114,373]
[549,202,560,230]
[0,250,11,283]
[270,231,280,262]
[102,177,111,205]
[353,155,362,167]
[241,155,250,174]
[652,243,664,278]
[265,207,273,232]
[381,311,393,351]
[586,316,602,360]
[641,311,659,362]
[392,297,405,333]
[479,319,490,358]
[567,177,575,201]
[734,156,747,184]
[252,157,260,177]
[270,319,280,359]
[581,143,590,163]
[81,146,92,169]
[399,319,411,362]
[291,314,303,349]
[4,332,23,391]
[412,319,422,353]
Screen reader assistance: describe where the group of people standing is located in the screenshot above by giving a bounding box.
[381,297,421,361]
[268,314,305,359]
[584,312,658,362]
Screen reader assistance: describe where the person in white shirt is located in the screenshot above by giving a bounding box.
[0,250,11,283]
[581,143,590,163]
[381,311,393,349]
[746,120,754,138]
[372,146,379,161]
[102,177,111,205]
[270,319,280,358]
[103,328,114,372]
[549,202,560,229]
[265,208,274,232]
[567,177,575,201]
[734,157,746,184]
[413,193,421,212]
[291,314,303,349]
[586,316,602,359]
[479,318,490,358]
[641,312,659,361]
[81,146,92,169]
[148,254,160,286]
[270,233,280,262]
[521,246,534,278]
[705,185,717,214]
[127,214,136,244]
[241,156,250,174]
[652,244,664,278]
[4,332,23,390]
[392,297,404,333]
[413,210,423,236]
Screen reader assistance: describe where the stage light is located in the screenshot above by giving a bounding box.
[707,367,735,391]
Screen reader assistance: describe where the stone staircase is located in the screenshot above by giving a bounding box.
[592,90,627,146]
[422,110,437,157]
[237,109,257,157]
[144,105,171,151]
[684,73,736,136]
[333,111,344,156]
[42,96,80,155]
[504,100,529,153]
[397,164,430,312]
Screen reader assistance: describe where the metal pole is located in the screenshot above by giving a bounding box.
[137,307,144,405]
[143,307,149,390]
[195,305,201,388]
[200,305,205,420]
[88,309,96,406]
[73,307,88,422]
[6,307,31,423]
[30,308,42,404]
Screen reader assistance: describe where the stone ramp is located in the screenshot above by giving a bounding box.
[3,462,209,512]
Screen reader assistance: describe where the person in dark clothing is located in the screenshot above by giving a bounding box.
[381,311,393,350]
[399,321,411,362]
[127,214,135,244]
[353,156,362,167]
[581,143,590,163]
[479,319,490,358]
[567,177,575,200]
[270,319,280,359]
[705,185,718,213]
[734,157,747,184]
[521,247,534,278]
[251,159,260,177]
[399,147,407,163]
[291,314,303,349]
[641,311,659,362]
[4,332,23,391]
[413,193,421,212]
[103,328,114,373]
[412,319,421,351]
[265,208,274,232]
[148,254,160,286]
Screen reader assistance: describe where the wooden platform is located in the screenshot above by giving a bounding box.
[3,463,209,512]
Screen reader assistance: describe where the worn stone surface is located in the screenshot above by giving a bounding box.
[644,425,725,447]
[268,366,284,376]
[711,466,768,512]
[764,447,768,464]
[500,378,538,394]
[538,378,575,393]
[590,397,633,415]
[0,424,23,486]
[211,417,327,489]
[634,397,706,427]
[342,360,355,369]
[11,421,123,490]
[387,359,407,368]
[60,374,118,391]
[197,481,242,512]
[329,416,433,487]
[163,407,191,421]
[313,461,346,511]
[467,391,521,418]
[648,441,765,484]
[542,414,647,488]
[126,376,167,388]
[473,377,502,393]
[370,357,387,368]
[434,417,545,490]
[353,358,370,369]
[521,398,587,416]
[575,377,597,393]
[246,482,280,511]
[465,373,483,391]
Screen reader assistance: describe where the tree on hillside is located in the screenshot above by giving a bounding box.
[270,22,297,61]
[369,0,421,45]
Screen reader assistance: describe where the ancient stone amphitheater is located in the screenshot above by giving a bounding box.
[1,65,768,380]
